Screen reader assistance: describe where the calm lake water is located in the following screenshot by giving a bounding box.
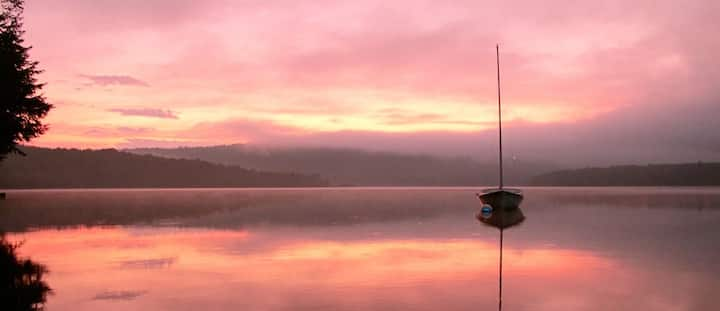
[1,187,719,310]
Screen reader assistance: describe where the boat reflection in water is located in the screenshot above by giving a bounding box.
[476,189,526,311]
[476,200,525,230]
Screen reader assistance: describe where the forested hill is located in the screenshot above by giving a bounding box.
[127,144,553,186]
[530,162,720,186]
[0,147,327,188]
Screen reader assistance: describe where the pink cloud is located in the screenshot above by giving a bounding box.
[18,0,720,165]
[197,91,720,165]
[184,119,307,143]
[81,75,149,87]
[83,126,156,137]
[108,108,179,119]
[116,138,211,149]
[375,109,491,126]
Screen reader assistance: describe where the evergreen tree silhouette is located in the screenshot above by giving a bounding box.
[0,0,52,160]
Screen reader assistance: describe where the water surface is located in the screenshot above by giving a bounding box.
[1,187,719,310]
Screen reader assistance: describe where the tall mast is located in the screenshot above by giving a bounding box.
[496,44,504,189]
[497,44,505,311]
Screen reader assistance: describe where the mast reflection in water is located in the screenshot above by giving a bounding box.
[477,202,526,311]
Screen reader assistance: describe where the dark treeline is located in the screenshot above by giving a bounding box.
[0,147,327,188]
[0,234,51,310]
[128,144,551,186]
[530,162,720,186]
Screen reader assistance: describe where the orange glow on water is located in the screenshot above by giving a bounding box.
[8,227,620,310]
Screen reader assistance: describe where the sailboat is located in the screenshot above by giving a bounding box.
[475,44,525,311]
[477,44,524,212]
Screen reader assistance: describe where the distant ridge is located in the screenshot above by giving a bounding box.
[126,144,553,186]
[530,162,720,186]
[0,147,327,189]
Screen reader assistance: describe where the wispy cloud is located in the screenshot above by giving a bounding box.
[92,290,148,301]
[81,74,149,87]
[116,138,211,149]
[117,257,177,269]
[108,108,179,119]
[376,109,489,127]
[82,126,155,137]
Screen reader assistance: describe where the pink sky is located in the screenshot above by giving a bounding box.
[21,0,720,163]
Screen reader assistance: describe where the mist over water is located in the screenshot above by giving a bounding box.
[2,188,719,310]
